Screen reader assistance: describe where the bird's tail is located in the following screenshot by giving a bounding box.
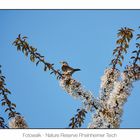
[74,68,81,72]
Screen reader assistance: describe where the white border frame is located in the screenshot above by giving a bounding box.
[0,0,140,9]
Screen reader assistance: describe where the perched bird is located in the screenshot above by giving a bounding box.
[60,61,81,76]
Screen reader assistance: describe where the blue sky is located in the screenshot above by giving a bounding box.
[0,10,140,128]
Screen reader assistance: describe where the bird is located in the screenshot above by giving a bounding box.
[60,61,81,76]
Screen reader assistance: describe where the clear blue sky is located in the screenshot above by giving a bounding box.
[0,10,140,128]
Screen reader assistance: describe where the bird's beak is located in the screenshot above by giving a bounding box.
[59,61,63,64]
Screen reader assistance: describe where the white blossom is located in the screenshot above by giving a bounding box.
[88,66,137,128]
[59,77,99,111]
[100,68,120,100]
[9,115,28,128]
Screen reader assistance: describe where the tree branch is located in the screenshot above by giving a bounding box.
[0,65,28,128]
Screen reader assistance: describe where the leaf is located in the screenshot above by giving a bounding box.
[8,112,13,118]
[44,66,47,71]
[1,76,5,79]
[79,123,82,127]
[123,47,127,53]
[1,102,6,106]
[57,76,61,80]
[70,117,75,121]
[18,34,21,39]
[132,50,137,54]
[69,123,72,127]
[17,46,21,51]
[127,37,131,42]
[77,109,80,112]
[0,117,4,121]
[110,59,115,65]
[118,60,122,67]
[125,43,129,48]
[30,55,35,62]
[113,49,117,55]
[15,112,20,115]
[116,39,123,44]
[22,36,28,39]
[8,116,12,119]
[84,110,87,113]
[4,88,11,94]
[136,34,140,40]
[30,47,37,53]
[12,39,19,45]
[22,47,25,53]
[120,55,124,60]
[11,103,16,108]
[25,51,28,57]
[136,43,140,48]
[50,71,54,75]
[131,56,135,59]
[1,98,5,101]
[10,107,15,110]
[36,61,40,66]
[5,108,10,112]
